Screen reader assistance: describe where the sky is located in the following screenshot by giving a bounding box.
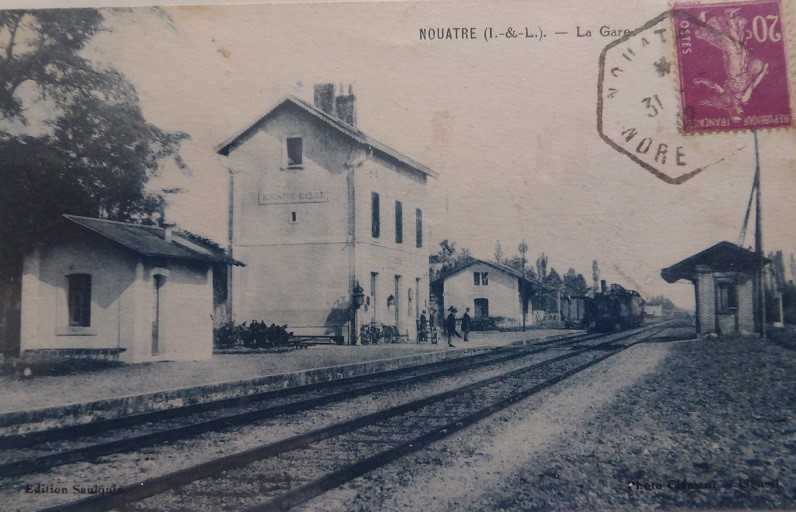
[3,0,795,308]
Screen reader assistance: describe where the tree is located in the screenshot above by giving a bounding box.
[789,253,796,282]
[563,268,589,296]
[592,260,601,292]
[494,241,504,264]
[540,268,562,312]
[536,253,548,281]
[433,239,472,273]
[0,10,187,354]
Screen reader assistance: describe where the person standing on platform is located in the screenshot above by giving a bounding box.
[445,306,461,347]
[418,310,427,343]
[429,308,437,344]
[461,307,472,341]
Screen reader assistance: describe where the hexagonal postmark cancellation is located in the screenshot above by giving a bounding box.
[598,11,753,185]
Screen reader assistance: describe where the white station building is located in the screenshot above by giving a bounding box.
[217,84,437,343]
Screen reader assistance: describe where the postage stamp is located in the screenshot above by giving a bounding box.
[673,0,792,133]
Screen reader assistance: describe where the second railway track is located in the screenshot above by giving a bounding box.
[0,331,598,480]
[23,324,669,512]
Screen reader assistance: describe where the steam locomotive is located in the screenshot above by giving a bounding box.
[560,280,645,332]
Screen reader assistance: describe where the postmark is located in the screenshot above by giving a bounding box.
[674,0,792,133]
[597,11,753,184]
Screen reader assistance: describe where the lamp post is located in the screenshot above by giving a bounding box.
[351,281,365,345]
[518,241,528,332]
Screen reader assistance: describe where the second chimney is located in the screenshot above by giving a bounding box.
[313,83,335,116]
[335,84,357,127]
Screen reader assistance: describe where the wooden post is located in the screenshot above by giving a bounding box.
[753,131,766,339]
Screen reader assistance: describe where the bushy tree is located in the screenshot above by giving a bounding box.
[0,9,187,354]
[433,239,472,273]
[562,267,589,296]
[536,253,548,281]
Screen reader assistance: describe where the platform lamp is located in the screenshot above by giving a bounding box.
[352,281,365,309]
[351,281,365,346]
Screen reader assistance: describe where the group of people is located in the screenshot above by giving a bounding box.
[417,306,473,348]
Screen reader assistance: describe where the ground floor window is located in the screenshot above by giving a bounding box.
[67,273,92,327]
[717,281,737,314]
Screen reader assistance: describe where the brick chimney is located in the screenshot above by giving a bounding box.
[313,83,335,116]
[335,83,357,127]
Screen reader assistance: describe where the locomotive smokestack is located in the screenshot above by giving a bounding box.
[600,280,607,294]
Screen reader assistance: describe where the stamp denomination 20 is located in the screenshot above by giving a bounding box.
[674,0,792,133]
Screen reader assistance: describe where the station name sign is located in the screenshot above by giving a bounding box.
[258,190,329,205]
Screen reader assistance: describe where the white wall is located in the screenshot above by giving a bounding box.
[355,149,431,340]
[225,101,433,340]
[443,263,522,326]
[21,236,138,354]
[20,231,213,362]
[226,103,353,336]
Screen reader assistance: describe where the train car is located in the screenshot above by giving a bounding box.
[560,295,589,328]
[583,281,645,332]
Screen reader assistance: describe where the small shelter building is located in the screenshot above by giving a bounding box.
[20,215,241,363]
[661,241,768,335]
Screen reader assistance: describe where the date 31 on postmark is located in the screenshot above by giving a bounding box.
[674,0,792,133]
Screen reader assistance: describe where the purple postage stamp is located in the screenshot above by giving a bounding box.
[674,0,792,133]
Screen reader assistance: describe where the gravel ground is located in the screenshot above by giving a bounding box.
[0,329,571,414]
[296,336,794,511]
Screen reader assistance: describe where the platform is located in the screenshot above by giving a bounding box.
[0,329,577,435]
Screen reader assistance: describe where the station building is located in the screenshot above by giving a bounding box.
[431,258,546,329]
[217,84,437,343]
[661,241,768,335]
[645,304,664,318]
[19,215,240,362]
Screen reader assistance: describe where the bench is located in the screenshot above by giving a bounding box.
[20,348,127,361]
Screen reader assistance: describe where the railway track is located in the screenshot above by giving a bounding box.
[0,331,599,480]
[23,325,666,512]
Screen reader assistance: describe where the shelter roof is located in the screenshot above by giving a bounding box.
[660,241,767,283]
[63,215,243,266]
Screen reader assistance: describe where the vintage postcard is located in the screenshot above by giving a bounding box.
[0,0,793,511]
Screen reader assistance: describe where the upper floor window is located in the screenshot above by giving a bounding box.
[67,273,92,327]
[415,208,423,248]
[286,137,303,168]
[371,192,380,238]
[395,200,403,244]
[473,272,489,286]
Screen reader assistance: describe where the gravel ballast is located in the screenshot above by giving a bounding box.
[297,336,794,511]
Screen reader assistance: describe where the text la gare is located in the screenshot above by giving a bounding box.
[578,26,632,37]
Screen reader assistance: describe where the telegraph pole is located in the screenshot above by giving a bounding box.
[753,131,766,339]
[519,241,528,332]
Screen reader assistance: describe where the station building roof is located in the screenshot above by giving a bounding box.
[216,96,438,179]
[432,257,552,292]
[63,215,243,266]
[660,241,768,283]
